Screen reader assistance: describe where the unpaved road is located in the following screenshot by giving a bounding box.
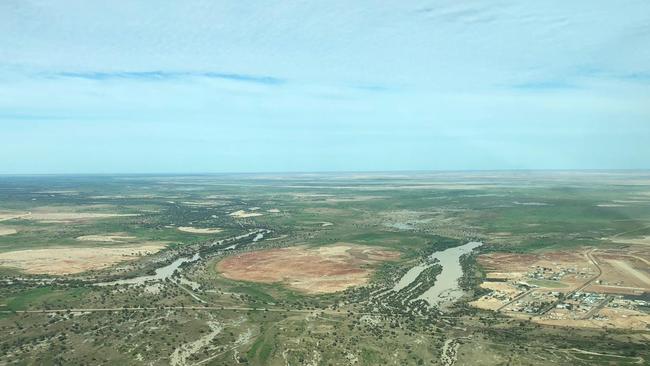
[538,248,603,315]
[0,306,316,314]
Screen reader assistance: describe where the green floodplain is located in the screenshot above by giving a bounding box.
[0,171,649,365]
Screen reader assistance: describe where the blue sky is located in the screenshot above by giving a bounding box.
[1,1,649,173]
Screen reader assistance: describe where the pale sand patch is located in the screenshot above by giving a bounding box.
[177,226,222,234]
[28,212,138,222]
[229,210,263,218]
[535,308,650,330]
[76,234,136,242]
[0,228,17,236]
[607,236,650,246]
[485,272,525,280]
[481,281,520,293]
[0,244,166,275]
[607,259,650,285]
[470,281,522,310]
[0,212,31,222]
[469,297,504,311]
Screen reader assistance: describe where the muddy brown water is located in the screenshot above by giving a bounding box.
[393,241,483,307]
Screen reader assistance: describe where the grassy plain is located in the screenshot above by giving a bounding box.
[0,172,648,365]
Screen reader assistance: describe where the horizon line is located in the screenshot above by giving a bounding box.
[2,168,650,177]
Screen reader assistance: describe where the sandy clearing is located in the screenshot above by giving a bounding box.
[76,234,137,242]
[469,297,505,311]
[0,244,166,275]
[0,212,31,222]
[177,227,223,234]
[217,244,399,294]
[481,281,520,293]
[608,236,650,246]
[0,228,17,236]
[27,212,138,222]
[229,210,263,218]
[470,281,524,310]
[608,259,650,286]
[535,307,650,330]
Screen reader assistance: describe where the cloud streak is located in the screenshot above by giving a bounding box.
[49,71,286,85]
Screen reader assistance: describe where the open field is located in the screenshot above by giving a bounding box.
[217,244,399,293]
[26,212,139,222]
[0,209,140,223]
[0,172,648,365]
[0,244,166,274]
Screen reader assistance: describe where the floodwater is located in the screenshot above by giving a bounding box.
[417,241,482,306]
[392,241,483,306]
[96,253,201,286]
[97,230,268,286]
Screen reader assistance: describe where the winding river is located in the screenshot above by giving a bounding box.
[393,241,483,307]
[97,230,268,286]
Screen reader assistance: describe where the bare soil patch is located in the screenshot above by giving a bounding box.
[0,228,17,236]
[608,235,650,246]
[229,210,263,218]
[0,212,31,222]
[28,212,138,223]
[470,281,523,311]
[76,234,137,242]
[0,244,165,274]
[535,307,650,330]
[583,247,650,293]
[177,227,223,234]
[217,244,400,294]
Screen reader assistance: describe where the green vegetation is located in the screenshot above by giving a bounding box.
[0,172,649,365]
